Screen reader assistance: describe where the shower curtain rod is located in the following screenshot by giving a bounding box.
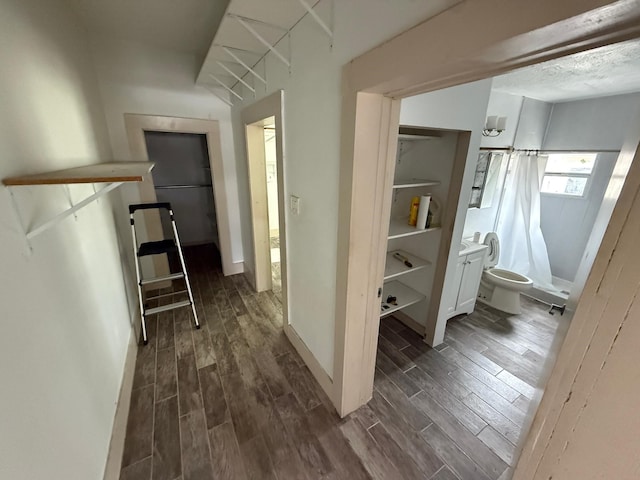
[479,147,619,154]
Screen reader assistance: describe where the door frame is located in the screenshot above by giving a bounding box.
[124,114,240,276]
[333,0,640,477]
[241,92,290,308]
[243,118,275,293]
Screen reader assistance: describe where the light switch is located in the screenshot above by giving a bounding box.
[290,195,300,215]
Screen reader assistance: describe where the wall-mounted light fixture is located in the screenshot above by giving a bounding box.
[482,115,507,137]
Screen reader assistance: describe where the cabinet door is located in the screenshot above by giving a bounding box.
[444,255,467,315]
[457,250,486,312]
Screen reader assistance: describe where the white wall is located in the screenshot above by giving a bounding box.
[0,1,132,478]
[89,36,242,265]
[228,0,461,376]
[540,153,617,282]
[515,97,553,150]
[400,80,493,344]
[543,93,640,150]
[539,93,640,282]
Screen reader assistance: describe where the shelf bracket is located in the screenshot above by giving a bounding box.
[63,184,78,220]
[7,188,33,253]
[215,61,256,93]
[298,0,333,39]
[209,74,243,101]
[230,14,291,68]
[21,182,124,240]
[221,46,267,85]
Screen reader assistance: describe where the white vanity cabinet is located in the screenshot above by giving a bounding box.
[444,246,487,319]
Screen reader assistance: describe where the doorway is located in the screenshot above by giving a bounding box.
[263,123,282,303]
[241,91,293,334]
[333,2,640,479]
[123,114,239,277]
[144,131,220,250]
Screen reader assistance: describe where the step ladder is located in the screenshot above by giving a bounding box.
[129,202,199,345]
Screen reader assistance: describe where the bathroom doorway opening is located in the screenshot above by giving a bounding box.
[263,123,282,303]
[370,41,640,479]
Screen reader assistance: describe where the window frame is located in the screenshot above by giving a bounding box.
[540,153,598,199]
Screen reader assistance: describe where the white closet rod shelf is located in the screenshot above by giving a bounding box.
[3,161,153,241]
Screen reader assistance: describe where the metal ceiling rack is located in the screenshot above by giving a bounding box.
[202,0,334,104]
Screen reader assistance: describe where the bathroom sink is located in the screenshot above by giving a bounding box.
[459,241,470,251]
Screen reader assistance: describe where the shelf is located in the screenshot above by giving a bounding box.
[2,161,154,186]
[388,217,440,239]
[380,280,425,317]
[392,179,440,189]
[398,126,442,140]
[384,250,430,281]
[4,161,154,242]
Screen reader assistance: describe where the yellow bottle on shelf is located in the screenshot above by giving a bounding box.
[408,196,420,226]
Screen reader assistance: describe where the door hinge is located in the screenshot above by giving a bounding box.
[377,287,382,298]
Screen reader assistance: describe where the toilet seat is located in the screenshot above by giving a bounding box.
[486,268,532,284]
[483,232,499,267]
[484,268,533,291]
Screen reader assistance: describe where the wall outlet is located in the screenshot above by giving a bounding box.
[290,195,300,215]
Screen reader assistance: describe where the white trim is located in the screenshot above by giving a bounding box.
[284,324,333,397]
[102,331,138,480]
[228,261,245,276]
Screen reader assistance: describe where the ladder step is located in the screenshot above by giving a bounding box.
[141,272,185,286]
[138,239,177,257]
[146,290,187,301]
[145,300,192,316]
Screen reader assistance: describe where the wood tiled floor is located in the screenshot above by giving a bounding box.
[120,245,566,480]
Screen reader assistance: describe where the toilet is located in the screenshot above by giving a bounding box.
[477,232,533,314]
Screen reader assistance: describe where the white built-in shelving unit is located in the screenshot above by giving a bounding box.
[380,126,460,329]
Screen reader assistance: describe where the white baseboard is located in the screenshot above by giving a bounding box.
[244,267,256,290]
[283,324,334,401]
[103,331,138,480]
[224,260,244,276]
[393,310,426,336]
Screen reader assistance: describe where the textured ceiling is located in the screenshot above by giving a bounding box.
[69,0,230,58]
[492,39,640,103]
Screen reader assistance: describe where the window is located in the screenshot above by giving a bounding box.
[540,153,597,197]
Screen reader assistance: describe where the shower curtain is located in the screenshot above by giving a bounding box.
[495,153,555,290]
